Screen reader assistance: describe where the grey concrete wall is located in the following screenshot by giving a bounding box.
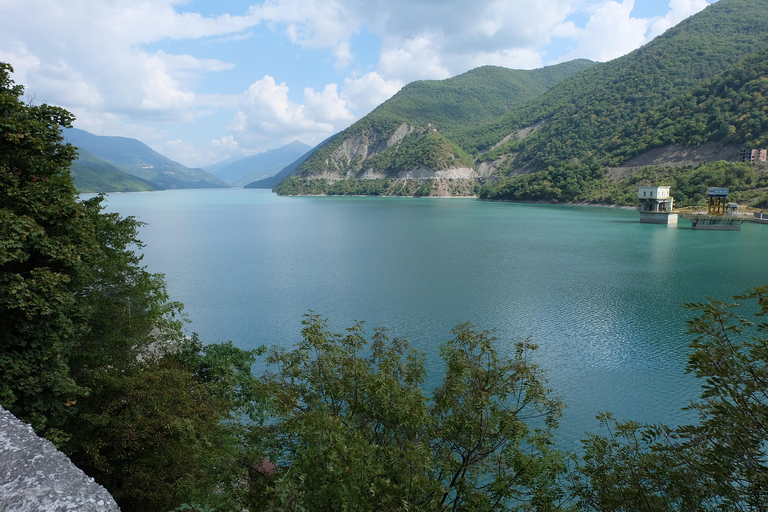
[0,406,120,512]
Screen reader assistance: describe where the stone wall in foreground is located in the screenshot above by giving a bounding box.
[0,406,120,512]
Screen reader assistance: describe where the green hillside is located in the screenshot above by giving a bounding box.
[293,60,595,179]
[280,0,768,205]
[463,0,768,174]
[65,128,229,190]
[370,60,595,136]
[70,149,156,193]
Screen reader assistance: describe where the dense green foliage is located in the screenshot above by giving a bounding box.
[71,148,157,192]
[246,316,570,511]
[364,129,475,175]
[480,160,768,206]
[1,62,95,441]
[0,63,255,511]
[371,60,595,137]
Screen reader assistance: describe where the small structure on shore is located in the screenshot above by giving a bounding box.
[638,185,677,224]
[681,187,746,230]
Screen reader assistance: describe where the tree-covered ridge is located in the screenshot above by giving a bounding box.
[459,0,768,172]
[293,60,594,178]
[479,160,768,206]
[280,0,768,201]
[479,43,768,204]
[370,59,595,136]
[66,128,229,190]
[71,148,157,193]
[612,48,768,160]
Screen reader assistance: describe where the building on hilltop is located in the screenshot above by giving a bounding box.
[638,185,677,224]
[739,149,767,162]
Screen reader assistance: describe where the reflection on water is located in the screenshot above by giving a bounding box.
[95,189,768,450]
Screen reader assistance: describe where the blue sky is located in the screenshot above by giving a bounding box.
[0,0,716,167]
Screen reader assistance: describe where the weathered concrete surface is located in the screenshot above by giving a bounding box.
[0,406,120,512]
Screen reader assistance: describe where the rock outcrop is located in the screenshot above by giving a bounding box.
[0,406,120,512]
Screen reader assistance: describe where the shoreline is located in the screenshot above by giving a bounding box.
[277,192,638,210]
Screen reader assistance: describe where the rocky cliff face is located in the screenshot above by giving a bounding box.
[309,122,416,178]
[299,122,480,180]
[0,406,120,512]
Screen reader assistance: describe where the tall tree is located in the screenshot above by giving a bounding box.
[0,62,94,440]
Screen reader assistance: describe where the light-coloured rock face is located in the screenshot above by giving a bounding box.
[476,156,509,177]
[359,168,386,179]
[386,123,414,147]
[490,119,547,152]
[396,167,476,179]
[325,122,416,177]
[0,406,120,512]
[606,143,742,182]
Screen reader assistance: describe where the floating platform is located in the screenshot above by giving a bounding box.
[640,211,678,224]
[680,212,746,230]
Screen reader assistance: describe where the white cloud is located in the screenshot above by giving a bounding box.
[72,112,166,141]
[648,0,710,39]
[378,35,452,83]
[334,41,353,69]
[556,0,650,62]
[228,75,348,150]
[303,83,354,123]
[0,0,256,122]
[342,72,404,116]
[248,0,359,49]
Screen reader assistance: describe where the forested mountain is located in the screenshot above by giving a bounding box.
[279,0,768,205]
[70,148,157,193]
[290,59,595,180]
[65,128,228,190]
[208,140,311,187]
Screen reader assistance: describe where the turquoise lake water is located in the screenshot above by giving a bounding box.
[96,188,768,449]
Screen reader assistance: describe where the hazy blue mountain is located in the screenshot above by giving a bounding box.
[243,146,317,189]
[65,128,228,190]
[208,141,312,186]
[70,148,157,193]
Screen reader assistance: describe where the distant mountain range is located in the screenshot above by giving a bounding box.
[207,140,311,187]
[276,0,768,206]
[70,148,156,193]
[65,129,313,193]
[65,128,228,192]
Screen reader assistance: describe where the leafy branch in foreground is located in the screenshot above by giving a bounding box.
[572,286,768,511]
[247,315,572,512]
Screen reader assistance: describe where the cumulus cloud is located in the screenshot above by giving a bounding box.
[555,0,650,62]
[342,72,404,116]
[227,75,353,151]
[648,0,711,39]
[378,35,452,83]
[0,0,255,124]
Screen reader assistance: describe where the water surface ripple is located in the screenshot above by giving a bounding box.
[97,189,768,449]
